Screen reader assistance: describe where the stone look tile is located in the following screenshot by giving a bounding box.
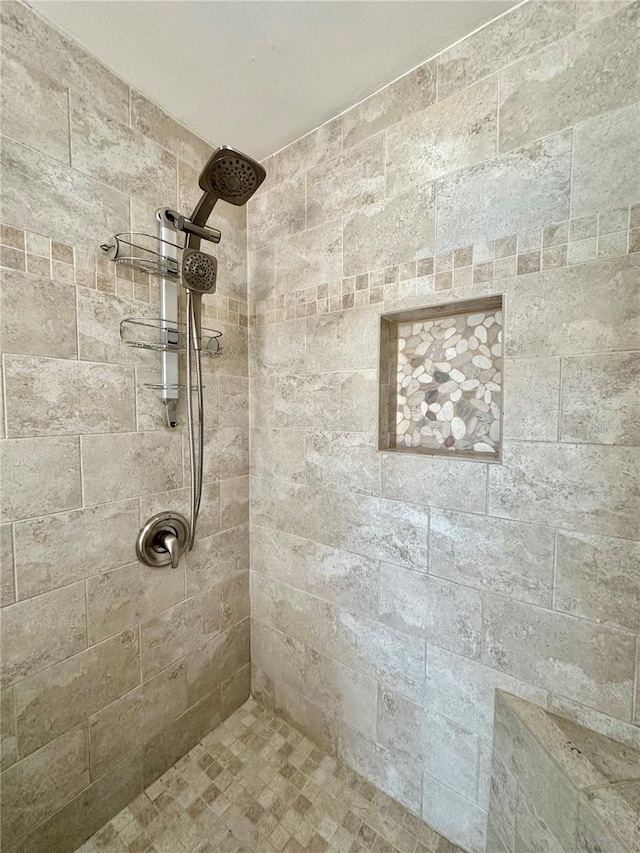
[425,646,548,740]
[505,255,640,358]
[1,47,70,164]
[220,475,250,529]
[436,131,571,253]
[70,93,177,208]
[387,78,497,196]
[502,357,560,441]
[140,587,220,680]
[340,370,378,432]
[249,319,306,376]
[422,773,487,853]
[382,452,487,513]
[307,431,381,495]
[275,220,342,293]
[139,480,220,540]
[81,431,183,504]
[430,510,555,606]
[0,582,86,688]
[219,572,249,630]
[89,662,187,779]
[482,595,636,719]
[306,306,379,373]
[499,2,640,152]
[0,136,129,250]
[0,725,90,848]
[86,561,185,645]
[554,531,640,633]
[343,60,437,149]
[185,527,246,596]
[274,116,343,179]
[378,562,482,659]
[251,525,378,619]
[197,428,249,482]
[130,90,212,171]
[0,436,81,523]
[247,175,306,252]
[185,619,250,706]
[14,629,139,757]
[1,688,18,772]
[561,352,640,445]
[13,499,139,599]
[76,287,157,366]
[489,441,639,539]
[571,101,640,217]
[3,355,135,437]
[307,133,385,226]
[437,0,576,100]
[343,183,435,276]
[0,269,77,359]
[378,689,480,801]
[275,680,337,754]
[247,245,275,301]
[1,524,16,608]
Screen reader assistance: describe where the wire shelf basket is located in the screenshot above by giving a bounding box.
[100,232,181,279]
[120,317,222,357]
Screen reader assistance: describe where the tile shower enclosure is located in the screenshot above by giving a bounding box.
[1,1,640,852]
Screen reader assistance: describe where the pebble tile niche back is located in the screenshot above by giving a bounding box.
[379,296,503,459]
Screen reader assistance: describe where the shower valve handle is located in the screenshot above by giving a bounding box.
[156,530,180,569]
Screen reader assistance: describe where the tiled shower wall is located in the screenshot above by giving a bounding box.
[0,2,249,850]
[247,1,640,851]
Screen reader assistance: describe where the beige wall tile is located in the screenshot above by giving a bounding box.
[1,688,18,771]
[555,531,640,632]
[340,369,378,432]
[307,430,381,495]
[15,629,139,757]
[343,61,436,150]
[1,524,16,607]
[249,319,306,375]
[13,499,139,600]
[250,427,306,483]
[382,452,487,513]
[251,524,378,619]
[140,480,220,541]
[247,175,305,252]
[379,562,481,659]
[0,47,70,164]
[81,431,183,504]
[185,619,250,706]
[274,482,343,549]
[571,101,640,217]
[275,680,337,754]
[76,287,156,366]
[436,131,571,253]
[0,582,86,688]
[502,357,560,441]
[275,219,343,292]
[4,355,135,437]
[430,510,555,605]
[218,374,249,428]
[437,0,576,101]
[561,352,640,445]
[422,773,487,853]
[307,133,385,227]
[219,571,249,630]
[0,1,128,122]
[247,245,275,302]
[343,183,435,275]
[307,306,379,373]
[483,595,636,719]
[140,587,220,680]
[86,560,185,645]
[0,725,89,848]
[387,78,497,196]
[505,255,640,358]
[339,722,423,814]
[547,693,640,752]
[0,269,77,359]
[0,136,129,250]
[130,90,212,171]
[18,749,142,853]
[196,427,248,482]
[185,526,246,595]
[425,645,548,740]
[89,662,186,779]
[142,689,222,787]
[274,116,342,179]
[0,436,81,523]
[499,3,640,152]
[220,475,249,530]
[273,374,342,427]
[488,441,639,539]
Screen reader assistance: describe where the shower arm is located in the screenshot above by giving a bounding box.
[185,192,221,251]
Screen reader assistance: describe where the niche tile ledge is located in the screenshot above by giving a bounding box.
[378,296,503,460]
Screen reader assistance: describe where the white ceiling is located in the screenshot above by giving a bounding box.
[32,0,516,160]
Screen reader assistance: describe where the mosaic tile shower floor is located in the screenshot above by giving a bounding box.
[76,699,461,853]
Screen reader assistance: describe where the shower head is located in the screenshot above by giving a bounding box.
[182,249,217,294]
[181,249,217,346]
[198,146,266,206]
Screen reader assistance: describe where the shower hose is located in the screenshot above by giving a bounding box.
[185,291,205,550]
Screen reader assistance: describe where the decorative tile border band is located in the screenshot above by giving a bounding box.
[248,202,640,326]
[0,223,249,328]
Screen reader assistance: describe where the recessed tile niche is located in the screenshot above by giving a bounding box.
[379,296,503,459]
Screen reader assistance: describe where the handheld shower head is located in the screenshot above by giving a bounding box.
[181,249,217,344]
